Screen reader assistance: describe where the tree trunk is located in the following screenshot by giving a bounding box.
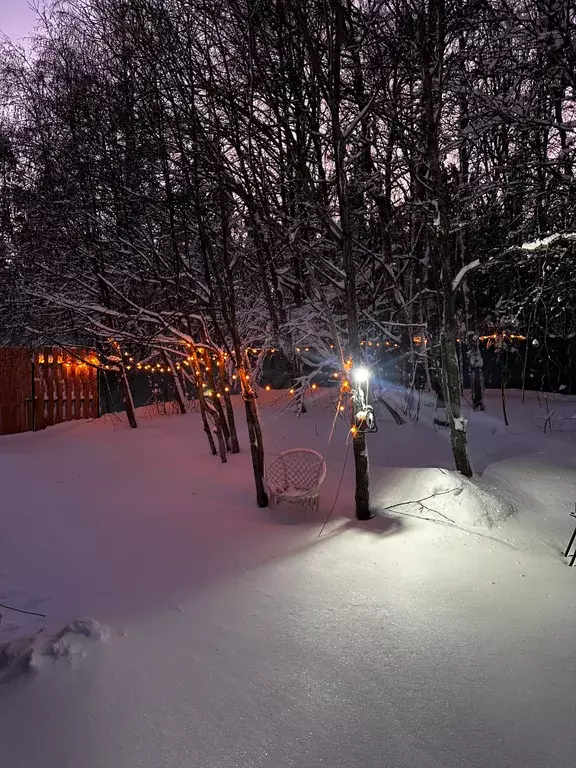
[118,363,137,428]
[208,403,228,463]
[219,352,240,453]
[467,332,484,411]
[163,352,187,414]
[330,0,371,520]
[202,348,230,452]
[441,333,472,476]
[199,397,217,456]
[421,0,472,478]
[243,391,268,507]
[189,345,218,456]
[222,387,240,454]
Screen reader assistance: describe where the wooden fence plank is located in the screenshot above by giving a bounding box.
[34,378,45,430]
[60,352,70,421]
[54,367,63,424]
[42,346,53,427]
[70,356,76,419]
[90,367,99,418]
[0,348,33,435]
[82,371,90,419]
[0,346,99,436]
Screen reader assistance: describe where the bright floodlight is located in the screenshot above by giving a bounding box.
[352,366,370,383]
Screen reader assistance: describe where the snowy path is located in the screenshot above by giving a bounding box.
[1,392,576,767]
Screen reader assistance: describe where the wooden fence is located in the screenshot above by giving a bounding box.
[0,347,99,436]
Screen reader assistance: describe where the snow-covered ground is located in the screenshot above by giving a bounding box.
[1,388,576,767]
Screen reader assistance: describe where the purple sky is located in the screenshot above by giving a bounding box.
[0,0,37,43]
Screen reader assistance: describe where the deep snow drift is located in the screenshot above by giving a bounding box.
[1,388,576,767]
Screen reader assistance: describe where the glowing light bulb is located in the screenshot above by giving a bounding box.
[352,367,370,383]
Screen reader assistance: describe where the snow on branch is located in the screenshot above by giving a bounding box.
[521,233,576,252]
[342,95,376,139]
[452,259,481,292]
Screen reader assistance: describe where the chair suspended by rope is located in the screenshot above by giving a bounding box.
[265,448,327,513]
[264,362,377,514]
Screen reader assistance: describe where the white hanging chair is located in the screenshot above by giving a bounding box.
[265,448,327,513]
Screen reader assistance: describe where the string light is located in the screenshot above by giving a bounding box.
[479,333,526,341]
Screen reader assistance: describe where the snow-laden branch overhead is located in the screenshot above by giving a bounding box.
[452,259,481,292]
[521,233,576,252]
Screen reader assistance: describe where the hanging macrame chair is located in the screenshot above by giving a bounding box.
[265,448,327,513]
[264,351,372,513]
[264,380,347,512]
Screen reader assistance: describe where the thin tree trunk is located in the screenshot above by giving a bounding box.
[441,333,472,476]
[163,352,187,414]
[189,344,218,456]
[330,0,371,519]
[219,352,240,453]
[199,398,217,455]
[421,0,472,477]
[208,403,228,463]
[243,388,268,507]
[118,363,137,428]
[467,332,484,411]
[202,348,230,452]
[500,347,509,426]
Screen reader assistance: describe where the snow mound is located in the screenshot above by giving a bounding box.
[452,476,515,528]
[0,618,109,682]
[380,468,515,530]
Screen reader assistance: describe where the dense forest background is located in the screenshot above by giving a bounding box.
[1,0,575,506]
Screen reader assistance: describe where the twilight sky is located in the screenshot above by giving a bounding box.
[0,0,38,43]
